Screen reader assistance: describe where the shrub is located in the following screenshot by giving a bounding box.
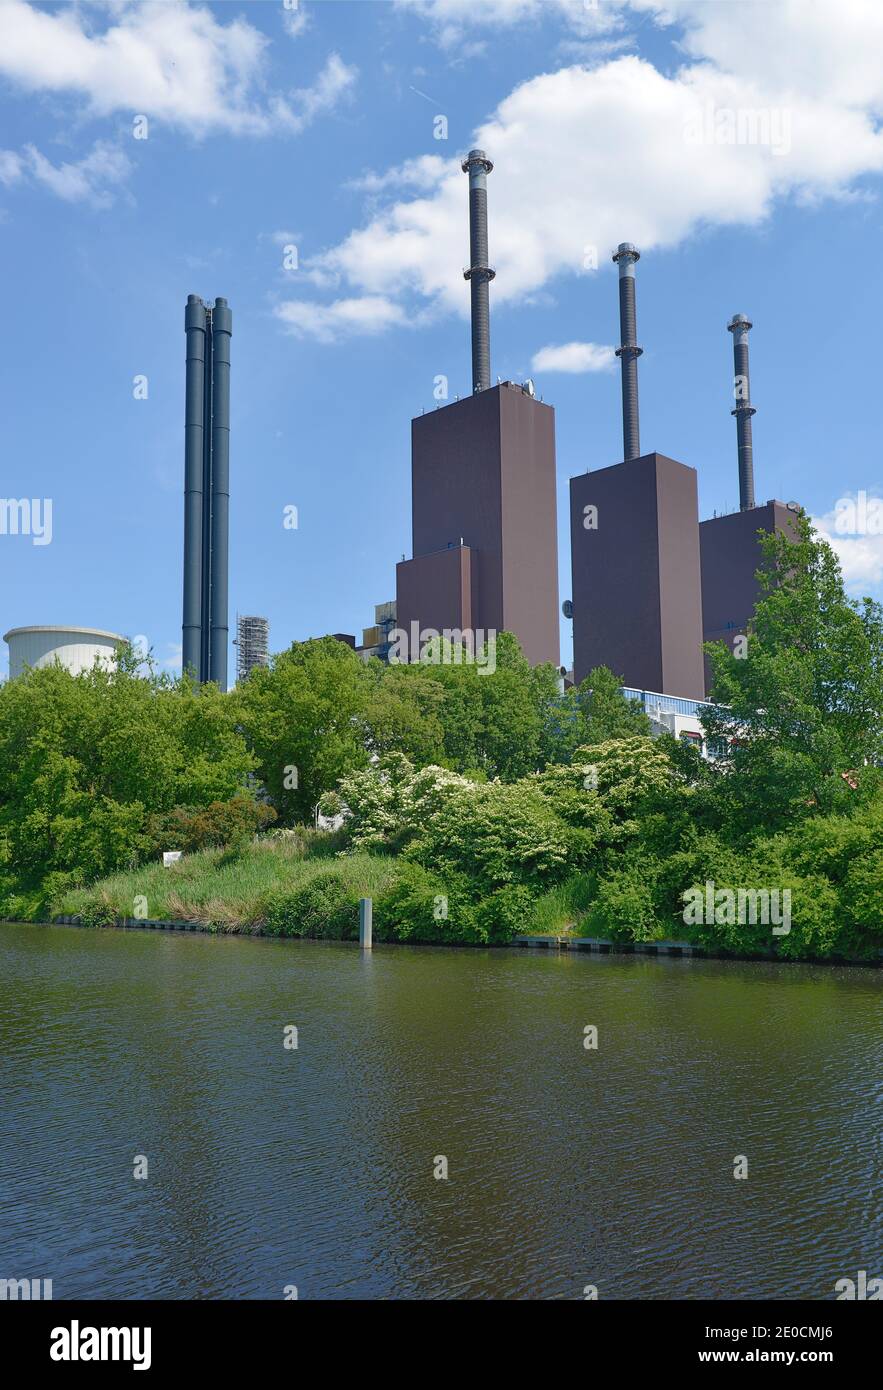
[333,752,412,851]
[832,850,883,959]
[679,840,841,959]
[146,796,276,857]
[581,862,662,942]
[76,894,120,928]
[779,805,883,886]
[261,868,360,939]
[317,791,343,818]
[473,883,536,943]
[406,778,569,891]
[374,863,479,944]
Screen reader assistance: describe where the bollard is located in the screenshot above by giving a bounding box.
[359,897,373,949]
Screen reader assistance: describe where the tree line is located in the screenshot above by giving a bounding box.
[3,514,883,955]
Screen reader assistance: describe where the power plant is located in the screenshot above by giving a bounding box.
[568,240,794,698]
[569,450,706,697]
[182,294,232,690]
[156,169,794,708]
[3,146,798,721]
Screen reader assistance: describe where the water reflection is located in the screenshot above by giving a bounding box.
[0,925,879,1300]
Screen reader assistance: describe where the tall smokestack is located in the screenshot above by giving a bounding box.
[200,303,214,684]
[208,297,231,689]
[462,149,495,393]
[182,294,232,689]
[613,242,643,461]
[183,295,207,680]
[728,313,756,511]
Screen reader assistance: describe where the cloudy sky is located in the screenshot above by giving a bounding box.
[2,0,883,678]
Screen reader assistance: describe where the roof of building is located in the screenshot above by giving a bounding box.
[3,625,126,643]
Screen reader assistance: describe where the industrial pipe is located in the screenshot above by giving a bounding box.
[462,149,495,394]
[613,243,643,461]
[728,313,756,511]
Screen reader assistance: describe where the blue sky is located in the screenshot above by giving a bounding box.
[2,0,883,680]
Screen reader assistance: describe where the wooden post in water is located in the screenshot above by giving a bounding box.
[359,897,373,950]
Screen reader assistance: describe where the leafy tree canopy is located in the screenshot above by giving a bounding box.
[703,512,883,833]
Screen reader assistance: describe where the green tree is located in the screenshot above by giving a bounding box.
[0,654,254,898]
[473,632,557,778]
[390,631,561,779]
[703,513,883,834]
[544,666,651,761]
[578,666,653,744]
[235,638,373,823]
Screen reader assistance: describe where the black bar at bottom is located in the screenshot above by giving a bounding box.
[5,1296,876,1375]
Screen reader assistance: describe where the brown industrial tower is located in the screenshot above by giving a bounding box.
[569,244,706,698]
[395,150,560,668]
[699,314,796,687]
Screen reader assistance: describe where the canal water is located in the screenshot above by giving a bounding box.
[1,923,880,1300]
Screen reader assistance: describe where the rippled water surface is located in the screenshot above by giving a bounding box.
[1,923,880,1299]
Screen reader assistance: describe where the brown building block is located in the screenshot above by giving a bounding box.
[699,500,796,687]
[569,452,706,698]
[396,544,474,637]
[399,383,560,667]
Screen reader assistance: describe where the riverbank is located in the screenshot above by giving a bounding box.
[4,832,596,946]
[5,827,883,961]
[5,914,881,968]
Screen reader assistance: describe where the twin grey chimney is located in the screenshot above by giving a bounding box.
[613,242,643,461]
[462,149,495,393]
[183,294,232,689]
[728,313,756,510]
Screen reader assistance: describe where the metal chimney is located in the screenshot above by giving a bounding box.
[200,302,214,684]
[183,295,206,680]
[613,243,643,460]
[728,313,756,511]
[461,149,495,393]
[181,294,232,689]
[208,297,231,689]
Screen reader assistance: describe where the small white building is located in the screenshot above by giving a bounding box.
[3,625,126,680]
[622,686,725,760]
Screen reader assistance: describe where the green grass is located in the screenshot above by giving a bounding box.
[29,832,597,942]
[522,873,596,935]
[56,831,397,932]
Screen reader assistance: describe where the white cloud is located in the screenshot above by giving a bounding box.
[290,1,883,343]
[531,341,615,374]
[408,0,883,96]
[23,140,131,207]
[0,149,24,186]
[396,0,622,51]
[282,1,310,40]
[0,0,354,137]
[635,0,883,114]
[270,53,357,135]
[347,154,448,196]
[274,296,407,344]
[814,504,883,594]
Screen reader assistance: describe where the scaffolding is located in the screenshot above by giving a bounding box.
[235,614,269,682]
